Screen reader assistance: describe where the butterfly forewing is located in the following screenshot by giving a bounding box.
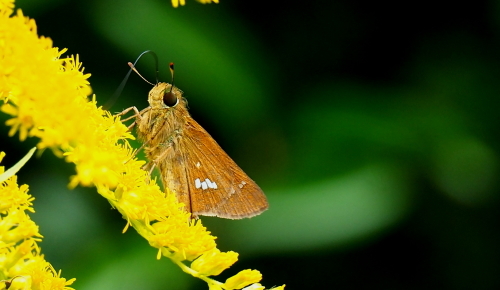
[180,118,267,218]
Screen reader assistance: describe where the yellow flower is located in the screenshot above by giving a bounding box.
[191,248,239,276]
[224,269,262,290]
[3,275,32,290]
[151,216,217,261]
[171,0,185,7]
[171,0,219,8]
[0,0,14,15]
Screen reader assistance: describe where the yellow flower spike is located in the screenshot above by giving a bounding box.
[191,248,239,276]
[0,150,74,290]
[224,269,262,290]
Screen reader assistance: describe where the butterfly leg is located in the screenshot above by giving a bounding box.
[128,123,167,160]
[124,142,147,164]
[116,106,140,120]
[148,162,157,175]
[139,160,157,181]
[118,107,152,162]
[116,106,151,130]
[133,139,175,181]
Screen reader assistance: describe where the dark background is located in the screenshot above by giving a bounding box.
[2,0,500,289]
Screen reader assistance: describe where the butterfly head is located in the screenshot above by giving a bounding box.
[148,82,183,109]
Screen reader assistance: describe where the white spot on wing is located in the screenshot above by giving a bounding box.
[194,178,218,190]
[238,181,247,189]
[196,162,201,168]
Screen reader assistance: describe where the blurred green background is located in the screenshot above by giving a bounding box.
[2,0,500,289]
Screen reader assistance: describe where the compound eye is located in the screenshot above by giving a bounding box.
[162,90,178,107]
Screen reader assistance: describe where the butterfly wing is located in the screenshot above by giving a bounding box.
[157,117,268,219]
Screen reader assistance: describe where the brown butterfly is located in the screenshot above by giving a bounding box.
[121,62,268,219]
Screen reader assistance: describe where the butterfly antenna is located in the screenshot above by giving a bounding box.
[103,50,159,110]
[132,50,159,84]
[128,62,155,85]
[169,62,175,92]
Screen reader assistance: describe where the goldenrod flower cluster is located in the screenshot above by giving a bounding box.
[0,151,76,290]
[0,1,283,289]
